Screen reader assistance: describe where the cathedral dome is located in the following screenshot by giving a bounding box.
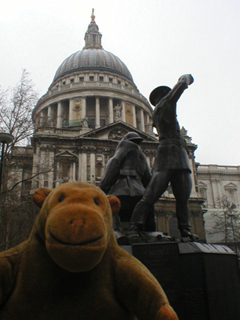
[53,49,133,83]
[33,9,153,136]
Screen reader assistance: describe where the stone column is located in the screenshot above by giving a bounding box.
[80,152,87,182]
[57,102,63,128]
[216,178,222,199]
[189,154,198,197]
[48,150,54,188]
[95,97,100,128]
[69,99,74,122]
[210,178,220,208]
[47,106,52,118]
[121,101,126,122]
[47,106,53,126]
[55,162,60,187]
[140,108,145,132]
[39,111,44,126]
[146,113,150,125]
[108,98,114,123]
[39,149,45,187]
[69,163,73,182]
[72,162,76,181]
[132,105,137,128]
[31,145,40,189]
[90,152,96,184]
[82,97,86,118]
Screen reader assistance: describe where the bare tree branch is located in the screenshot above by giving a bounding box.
[2,169,53,194]
[208,195,240,243]
[0,69,38,156]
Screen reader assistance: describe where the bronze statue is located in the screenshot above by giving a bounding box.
[130,74,198,240]
[99,132,155,235]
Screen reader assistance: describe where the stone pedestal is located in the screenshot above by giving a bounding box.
[123,242,240,320]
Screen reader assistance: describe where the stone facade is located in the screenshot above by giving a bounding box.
[197,164,240,243]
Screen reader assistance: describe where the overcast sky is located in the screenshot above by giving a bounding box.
[0,0,239,166]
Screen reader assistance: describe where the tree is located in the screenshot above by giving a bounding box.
[0,189,39,251]
[0,69,39,195]
[208,195,240,256]
[0,69,38,156]
[0,70,40,250]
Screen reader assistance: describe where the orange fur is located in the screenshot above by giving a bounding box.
[0,182,178,320]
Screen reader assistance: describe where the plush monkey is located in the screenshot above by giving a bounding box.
[0,182,178,320]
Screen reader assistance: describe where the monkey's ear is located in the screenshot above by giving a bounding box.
[32,188,52,208]
[107,195,121,216]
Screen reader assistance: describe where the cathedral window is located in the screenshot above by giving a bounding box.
[43,173,49,188]
[224,183,237,206]
[88,118,95,128]
[89,76,94,81]
[96,163,103,179]
[99,76,104,82]
[100,119,106,127]
[198,183,208,207]
[61,161,71,182]
[79,76,84,83]
[199,188,207,200]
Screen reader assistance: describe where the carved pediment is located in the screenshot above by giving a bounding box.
[198,181,207,189]
[55,150,78,159]
[78,121,158,142]
[224,182,237,190]
[108,129,128,141]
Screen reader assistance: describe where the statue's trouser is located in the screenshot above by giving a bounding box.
[113,196,156,232]
[131,170,192,234]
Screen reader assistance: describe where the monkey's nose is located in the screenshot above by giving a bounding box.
[69,219,86,234]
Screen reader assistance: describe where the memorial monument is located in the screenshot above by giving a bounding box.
[114,74,240,319]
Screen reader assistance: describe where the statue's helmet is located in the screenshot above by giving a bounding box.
[123,132,143,145]
[149,86,171,106]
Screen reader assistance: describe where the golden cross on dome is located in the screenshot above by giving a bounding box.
[91,8,95,23]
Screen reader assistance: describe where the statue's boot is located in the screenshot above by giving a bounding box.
[130,202,150,226]
[114,231,129,245]
[113,214,129,245]
[180,229,199,242]
[128,223,144,235]
[126,223,143,244]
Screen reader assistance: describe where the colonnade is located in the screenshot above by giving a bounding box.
[38,96,150,132]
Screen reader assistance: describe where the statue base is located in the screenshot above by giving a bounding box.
[115,231,175,245]
[121,242,240,320]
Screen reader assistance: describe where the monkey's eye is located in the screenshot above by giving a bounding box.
[94,198,99,206]
[58,194,65,202]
